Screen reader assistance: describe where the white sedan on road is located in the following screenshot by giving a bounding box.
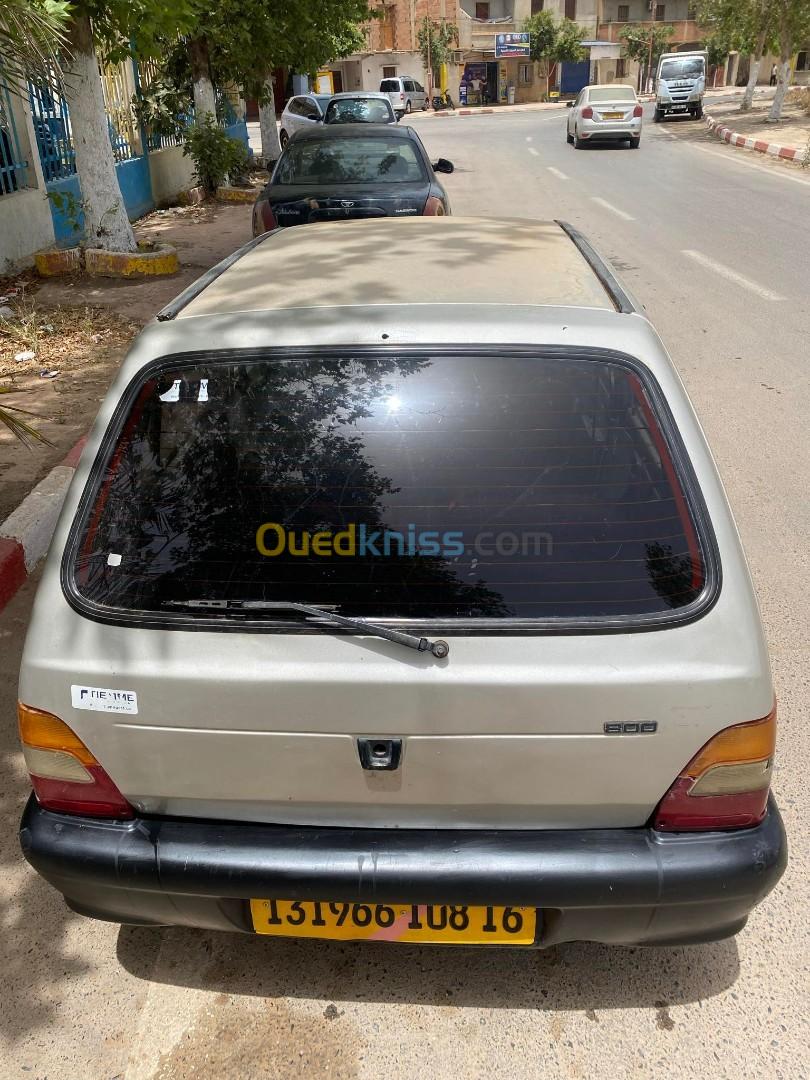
[567,85,643,149]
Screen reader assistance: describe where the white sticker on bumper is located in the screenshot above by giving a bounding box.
[71,685,138,714]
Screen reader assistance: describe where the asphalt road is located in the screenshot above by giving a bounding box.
[2,102,808,1079]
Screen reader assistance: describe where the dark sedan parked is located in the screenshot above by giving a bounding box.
[252,126,453,234]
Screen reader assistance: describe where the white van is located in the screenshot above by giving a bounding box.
[380,76,428,115]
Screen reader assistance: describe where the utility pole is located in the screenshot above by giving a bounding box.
[647,0,654,94]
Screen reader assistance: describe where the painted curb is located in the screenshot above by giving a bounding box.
[34,247,82,278]
[217,185,260,203]
[0,436,86,612]
[85,243,179,278]
[705,114,800,161]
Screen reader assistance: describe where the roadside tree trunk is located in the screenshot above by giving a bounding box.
[740,30,766,111]
[258,73,281,166]
[189,35,216,120]
[62,14,136,252]
[767,55,792,121]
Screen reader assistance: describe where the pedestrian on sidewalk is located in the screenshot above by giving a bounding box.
[770,64,778,86]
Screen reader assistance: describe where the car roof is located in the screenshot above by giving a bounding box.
[176,218,617,320]
[287,123,416,142]
[585,84,637,94]
[330,91,392,101]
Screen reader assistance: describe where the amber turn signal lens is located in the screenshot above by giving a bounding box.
[18,703,99,766]
[683,709,776,782]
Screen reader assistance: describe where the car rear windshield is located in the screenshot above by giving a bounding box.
[380,80,399,92]
[588,87,637,103]
[325,98,394,124]
[274,137,425,185]
[70,352,709,624]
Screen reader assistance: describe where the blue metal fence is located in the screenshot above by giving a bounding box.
[0,83,29,194]
[28,79,76,180]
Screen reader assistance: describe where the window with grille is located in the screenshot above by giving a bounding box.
[0,87,28,195]
[617,4,629,21]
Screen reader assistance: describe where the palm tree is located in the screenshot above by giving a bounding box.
[0,0,70,94]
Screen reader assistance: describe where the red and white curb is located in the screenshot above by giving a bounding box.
[705,114,801,161]
[0,437,86,611]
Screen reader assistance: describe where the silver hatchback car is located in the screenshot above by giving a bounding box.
[18,218,785,948]
[567,84,643,148]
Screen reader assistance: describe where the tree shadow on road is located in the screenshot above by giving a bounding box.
[117,922,740,1013]
[0,573,91,1047]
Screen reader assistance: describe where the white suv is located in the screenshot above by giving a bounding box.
[17,218,786,948]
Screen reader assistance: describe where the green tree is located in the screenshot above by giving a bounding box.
[54,1,195,253]
[524,12,585,93]
[767,0,810,120]
[176,1,373,165]
[0,0,70,93]
[697,0,777,110]
[417,16,459,94]
[619,23,674,92]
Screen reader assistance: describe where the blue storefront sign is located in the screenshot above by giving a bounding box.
[495,32,530,59]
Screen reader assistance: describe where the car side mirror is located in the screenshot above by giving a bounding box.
[433,158,454,174]
[566,101,574,108]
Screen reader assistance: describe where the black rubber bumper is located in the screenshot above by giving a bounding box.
[19,794,787,947]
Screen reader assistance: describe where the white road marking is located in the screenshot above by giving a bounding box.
[590,196,635,221]
[682,249,785,301]
[546,166,569,179]
[528,146,540,156]
[690,142,810,187]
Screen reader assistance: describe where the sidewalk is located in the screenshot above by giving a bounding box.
[0,201,254,525]
[704,97,810,161]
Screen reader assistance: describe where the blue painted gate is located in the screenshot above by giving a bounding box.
[560,61,590,95]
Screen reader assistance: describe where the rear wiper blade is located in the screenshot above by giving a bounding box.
[163,599,449,658]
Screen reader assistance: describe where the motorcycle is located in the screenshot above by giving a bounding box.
[432,91,455,111]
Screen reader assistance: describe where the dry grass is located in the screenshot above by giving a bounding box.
[0,293,138,380]
[787,87,810,116]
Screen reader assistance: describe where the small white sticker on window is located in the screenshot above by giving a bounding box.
[159,379,181,402]
[107,553,122,567]
[198,379,209,402]
[71,685,138,714]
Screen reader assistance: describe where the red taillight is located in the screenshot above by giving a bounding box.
[653,707,776,832]
[400,92,405,101]
[581,106,594,119]
[259,200,277,234]
[423,196,445,216]
[633,104,643,117]
[19,703,134,819]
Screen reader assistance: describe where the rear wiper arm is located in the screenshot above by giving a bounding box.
[163,599,449,658]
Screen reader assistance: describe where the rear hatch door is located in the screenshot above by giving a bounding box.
[53,346,729,830]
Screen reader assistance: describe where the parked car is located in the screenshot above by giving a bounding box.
[278,92,333,149]
[380,75,427,115]
[567,85,643,149]
[18,217,786,947]
[324,92,398,126]
[252,125,452,233]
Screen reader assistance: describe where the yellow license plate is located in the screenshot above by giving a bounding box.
[603,112,624,119]
[251,900,536,945]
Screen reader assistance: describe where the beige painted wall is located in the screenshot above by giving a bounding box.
[147,144,197,207]
[0,91,55,270]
